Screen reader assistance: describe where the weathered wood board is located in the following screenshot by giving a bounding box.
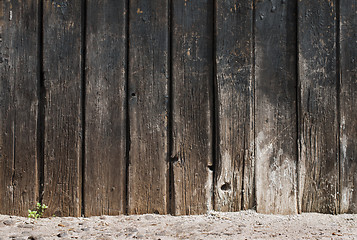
[298,0,338,214]
[0,0,357,217]
[127,0,169,214]
[171,0,214,215]
[214,0,254,212]
[339,0,357,213]
[42,0,83,217]
[255,0,298,214]
[0,0,39,215]
[84,0,127,216]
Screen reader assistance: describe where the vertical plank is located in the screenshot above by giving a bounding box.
[214,1,254,211]
[128,0,169,214]
[85,0,127,216]
[298,0,338,213]
[42,0,82,217]
[0,0,39,216]
[172,0,214,215]
[255,0,298,214]
[339,1,357,213]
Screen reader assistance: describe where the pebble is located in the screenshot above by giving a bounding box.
[27,236,45,240]
[32,237,45,240]
[136,234,144,239]
[96,235,112,240]
[143,215,155,220]
[9,236,26,240]
[17,224,33,229]
[9,235,21,238]
[125,227,138,233]
[155,231,166,236]
[3,220,15,226]
[57,232,68,237]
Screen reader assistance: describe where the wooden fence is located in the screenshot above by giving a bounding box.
[0,0,356,217]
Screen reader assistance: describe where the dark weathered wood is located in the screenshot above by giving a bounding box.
[2,0,357,217]
[128,0,169,214]
[42,0,82,217]
[171,0,214,215]
[339,1,357,214]
[298,0,338,214]
[84,0,127,216]
[255,0,298,214]
[214,0,254,212]
[0,0,39,216]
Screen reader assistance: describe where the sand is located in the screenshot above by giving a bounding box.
[0,210,356,239]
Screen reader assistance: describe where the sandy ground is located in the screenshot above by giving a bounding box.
[0,210,356,239]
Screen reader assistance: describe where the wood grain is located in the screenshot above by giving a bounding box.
[298,0,338,214]
[339,0,357,214]
[84,0,127,216]
[0,0,39,216]
[127,0,169,215]
[0,0,356,216]
[171,0,214,215]
[255,0,298,214]
[42,0,83,217]
[214,0,254,212]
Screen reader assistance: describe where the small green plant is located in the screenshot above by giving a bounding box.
[28,203,48,219]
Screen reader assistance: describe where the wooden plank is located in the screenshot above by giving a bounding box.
[298,0,338,213]
[42,0,82,217]
[214,0,254,212]
[128,0,169,214]
[339,1,357,213]
[255,0,298,214]
[0,0,39,216]
[84,0,127,216]
[171,0,214,215]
